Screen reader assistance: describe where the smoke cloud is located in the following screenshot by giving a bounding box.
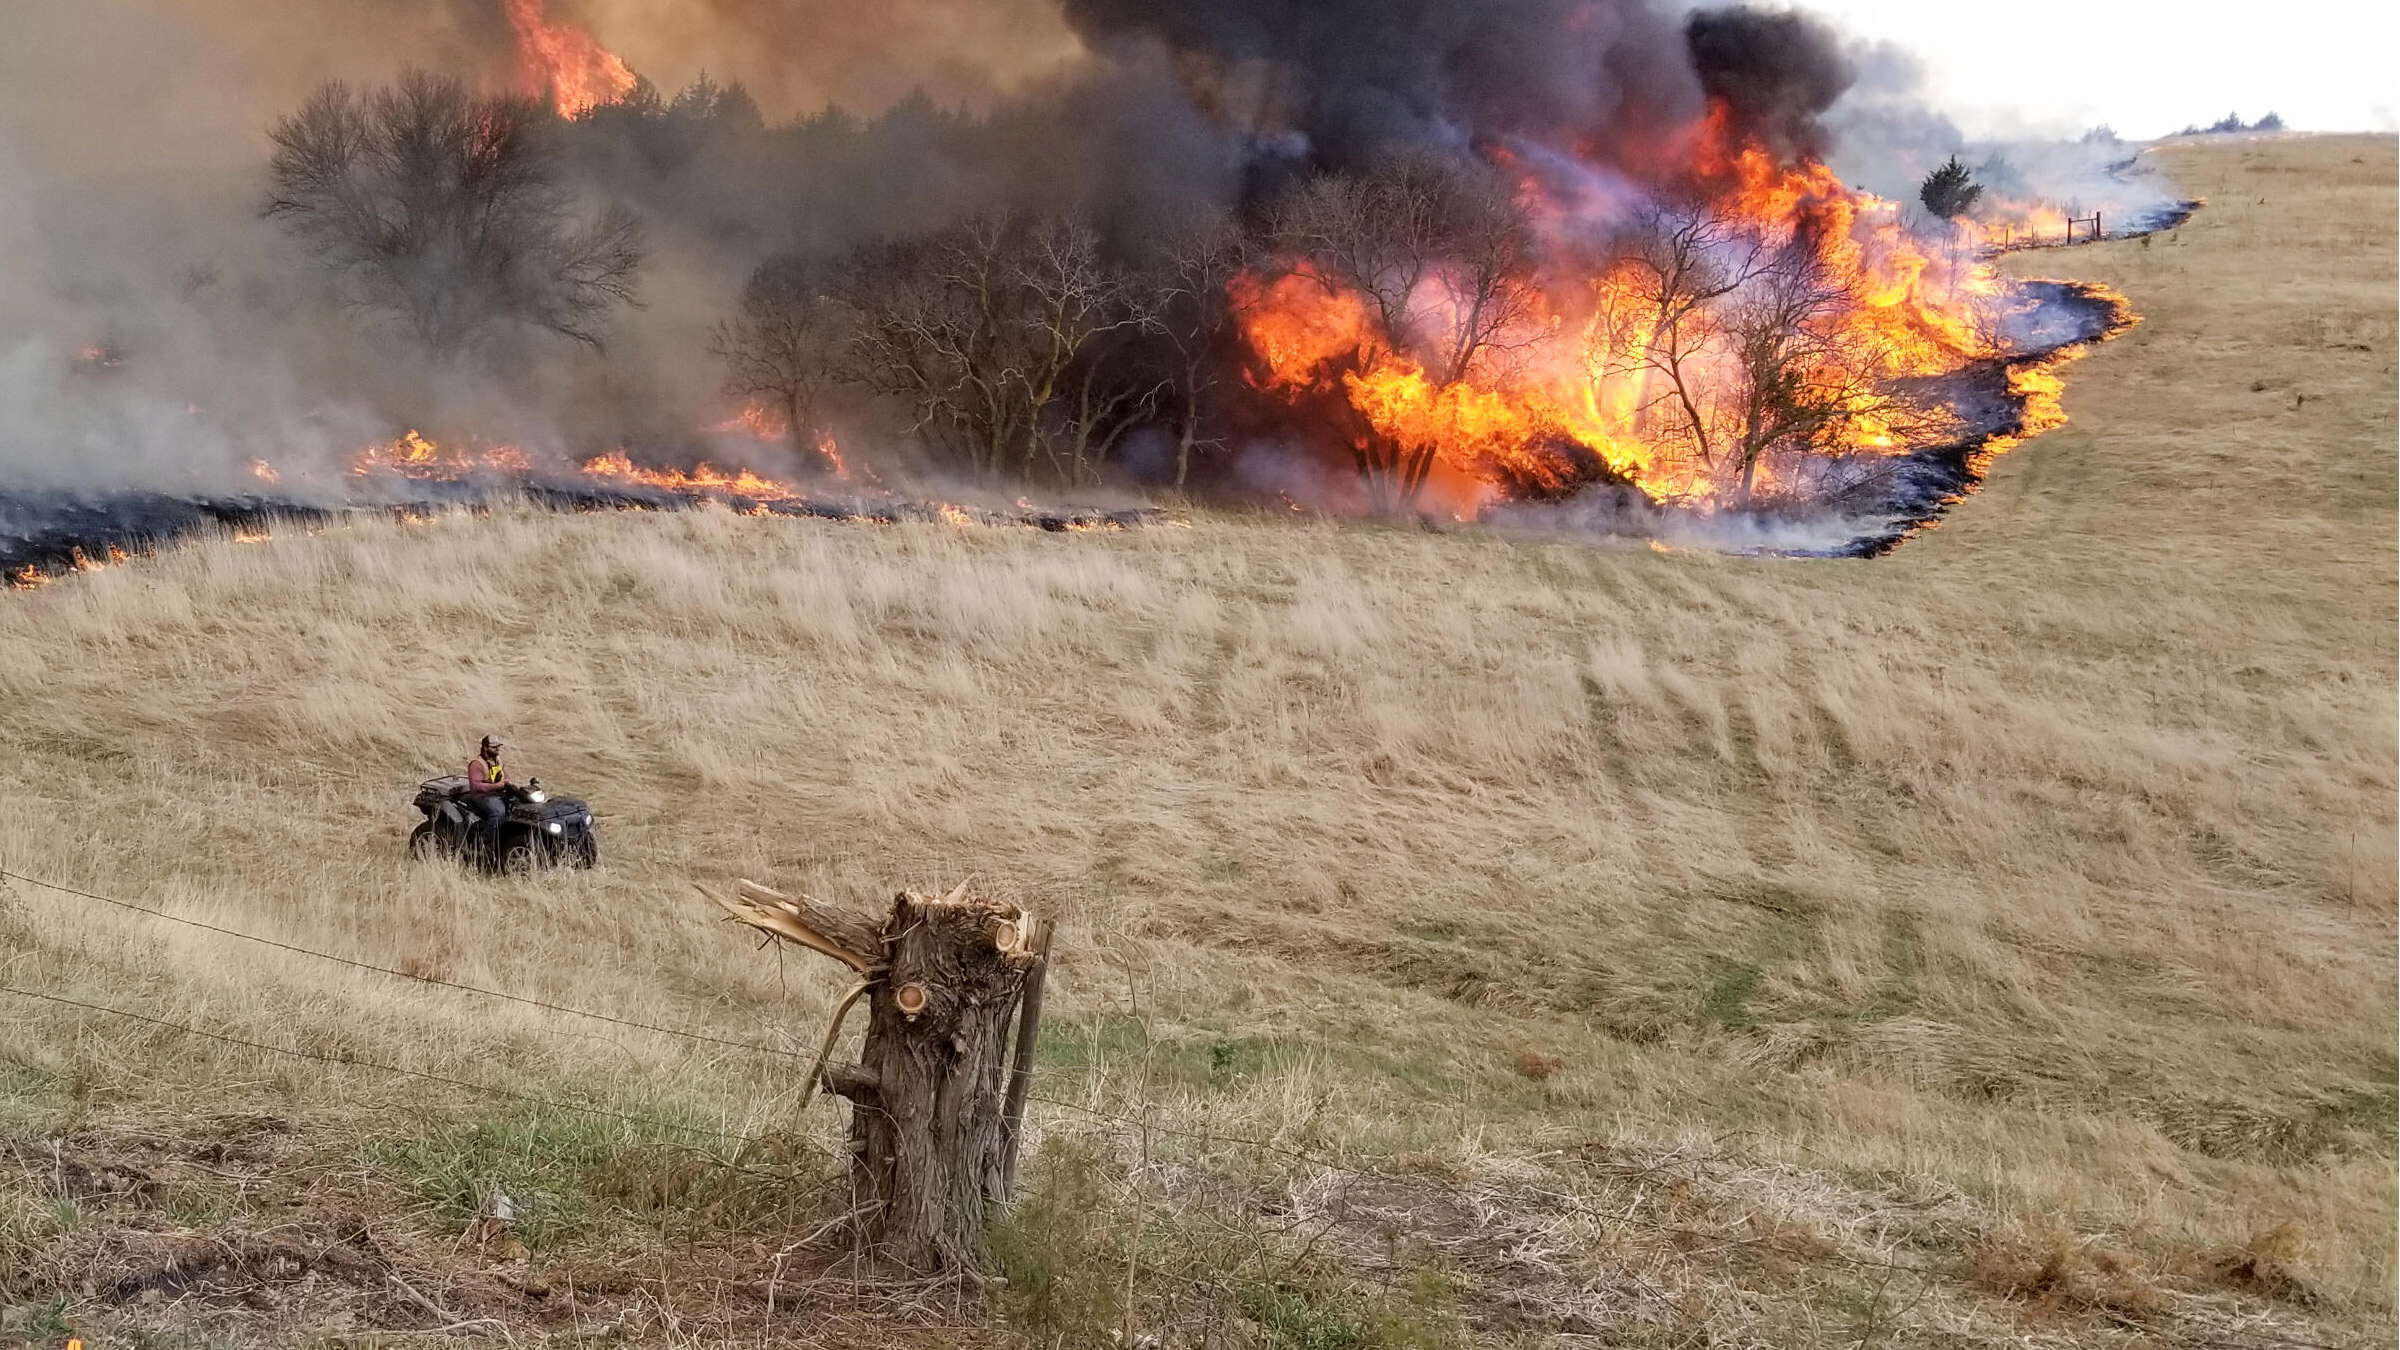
[1055,0,1721,181]
[0,0,2180,516]
[1683,6,1854,163]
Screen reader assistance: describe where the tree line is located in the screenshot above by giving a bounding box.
[263,70,1950,510]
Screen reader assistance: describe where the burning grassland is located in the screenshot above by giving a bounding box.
[0,432,1164,585]
[0,133,2391,1348]
[1,0,2202,562]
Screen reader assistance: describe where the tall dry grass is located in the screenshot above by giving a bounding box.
[0,134,2391,1337]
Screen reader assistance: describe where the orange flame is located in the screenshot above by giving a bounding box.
[505,0,637,120]
[715,404,789,440]
[351,430,532,480]
[579,450,803,501]
[814,431,856,481]
[1233,104,2025,513]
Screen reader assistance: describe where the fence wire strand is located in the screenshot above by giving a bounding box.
[0,862,1361,1177]
[0,865,810,1062]
[0,983,762,1144]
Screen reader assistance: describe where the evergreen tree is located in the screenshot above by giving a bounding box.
[1918,155,1983,220]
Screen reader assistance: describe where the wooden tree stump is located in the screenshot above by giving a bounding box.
[709,880,1042,1272]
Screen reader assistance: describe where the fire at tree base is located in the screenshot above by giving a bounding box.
[1480,278,2140,557]
[0,274,2125,586]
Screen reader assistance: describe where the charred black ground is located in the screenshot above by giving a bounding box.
[0,488,1162,583]
[0,246,2174,580]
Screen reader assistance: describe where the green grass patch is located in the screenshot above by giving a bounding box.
[368,1103,828,1248]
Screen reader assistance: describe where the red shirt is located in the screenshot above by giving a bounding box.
[466,755,509,794]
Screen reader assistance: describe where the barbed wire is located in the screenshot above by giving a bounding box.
[0,983,764,1145]
[0,865,811,1062]
[0,862,1364,1177]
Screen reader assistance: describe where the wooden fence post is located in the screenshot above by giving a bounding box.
[998,918,1055,1200]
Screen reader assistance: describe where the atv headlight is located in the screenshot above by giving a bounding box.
[579,812,592,827]
[546,822,563,835]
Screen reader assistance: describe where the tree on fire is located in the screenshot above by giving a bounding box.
[710,255,844,465]
[1592,202,1770,475]
[265,72,645,357]
[1267,153,1539,512]
[1594,202,1929,505]
[1719,239,1896,504]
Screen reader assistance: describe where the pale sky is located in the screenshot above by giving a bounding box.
[1806,0,2398,140]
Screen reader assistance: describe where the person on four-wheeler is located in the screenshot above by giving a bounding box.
[409,743,597,873]
[463,735,511,850]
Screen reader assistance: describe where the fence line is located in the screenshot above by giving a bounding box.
[1986,211,2105,251]
[0,865,811,1062]
[0,982,763,1144]
[0,864,1366,1178]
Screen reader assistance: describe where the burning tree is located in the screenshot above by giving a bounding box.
[1719,237,1909,504]
[1262,153,1541,512]
[265,71,644,357]
[1589,202,1768,490]
[1224,114,2004,519]
[1588,201,1937,505]
[710,255,845,461]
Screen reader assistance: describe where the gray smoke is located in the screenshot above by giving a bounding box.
[0,0,2181,507]
[1824,39,2180,234]
[1057,0,1703,173]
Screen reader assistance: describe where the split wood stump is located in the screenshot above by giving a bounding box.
[709,879,1051,1272]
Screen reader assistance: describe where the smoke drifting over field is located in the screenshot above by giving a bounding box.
[0,0,2181,547]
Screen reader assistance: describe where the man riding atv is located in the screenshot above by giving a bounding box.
[463,735,512,852]
[409,736,598,874]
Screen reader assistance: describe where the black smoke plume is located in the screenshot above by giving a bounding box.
[1683,6,1856,164]
[1057,0,1703,174]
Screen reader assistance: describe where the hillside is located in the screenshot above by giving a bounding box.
[0,134,2392,1348]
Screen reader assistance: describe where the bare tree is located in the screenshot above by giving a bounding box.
[1270,152,1540,511]
[266,71,643,357]
[833,214,1159,487]
[1149,211,1249,489]
[835,217,1035,482]
[710,254,845,460]
[1588,201,1767,483]
[1013,219,1163,485]
[1719,239,1908,505]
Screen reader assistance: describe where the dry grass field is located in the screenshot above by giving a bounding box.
[0,133,2391,1347]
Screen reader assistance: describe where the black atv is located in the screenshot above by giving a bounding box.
[409,776,599,874]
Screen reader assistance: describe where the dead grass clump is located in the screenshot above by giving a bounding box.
[2153,1096,2332,1164]
[1508,1048,1563,1081]
[2193,1223,2316,1306]
[1966,1227,2165,1319]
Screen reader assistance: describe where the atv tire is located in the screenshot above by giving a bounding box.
[570,833,599,869]
[407,822,448,861]
[499,840,540,876]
